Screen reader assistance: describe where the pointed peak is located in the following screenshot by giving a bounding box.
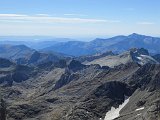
[67,59,85,72]
[128,33,147,39]
[128,33,142,37]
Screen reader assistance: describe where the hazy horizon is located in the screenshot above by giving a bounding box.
[0,0,160,37]
[0,33,160,42]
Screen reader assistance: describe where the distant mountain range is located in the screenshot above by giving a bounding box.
[0,36,76,49]
[42,33,160,56]
[0,44,66,65]
[1,33,160,56]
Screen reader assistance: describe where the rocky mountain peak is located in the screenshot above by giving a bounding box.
[129,48,149,56]
[129,48,158,65]
[128,33,145,39]
[67,59,86,72]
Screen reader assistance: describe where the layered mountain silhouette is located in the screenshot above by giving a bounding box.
[43,33,160,56]
[0,36,75,49]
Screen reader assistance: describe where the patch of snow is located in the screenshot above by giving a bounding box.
[104,97,130,120]
[136,113,142,116]
[140,55,157,62]
[137,56,143,60]
[135,107,144,111]
[136,54,159,65]
[133,50,137,53]
[140,55,148,57]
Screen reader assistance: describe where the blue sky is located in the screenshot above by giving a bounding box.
[0,0,159,38]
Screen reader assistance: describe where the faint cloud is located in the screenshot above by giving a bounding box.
[0,13,120,24]
[64,13,88,17]
[0,14,28,17]
[137,22,155,25]
[36,14,51,16]
[106,20,120,23]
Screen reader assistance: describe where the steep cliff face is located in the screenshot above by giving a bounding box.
[115,64,160,120]
[66,81,135,120]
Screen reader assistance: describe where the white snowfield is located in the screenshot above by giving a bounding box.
[136,54,159,65]
[104,97,130,120]
[136,113,142,116]
[135,107,144,111]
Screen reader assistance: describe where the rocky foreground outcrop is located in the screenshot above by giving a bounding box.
[0,56,160,120]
